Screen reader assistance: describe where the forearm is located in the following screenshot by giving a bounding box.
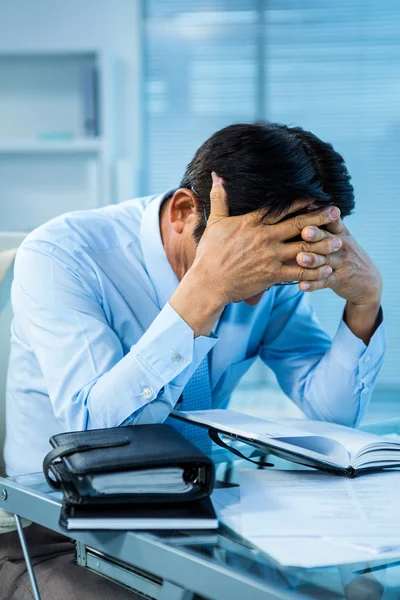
[169,265,225,337]
[263,287,385,427]
[343,299,381,345]
[88,302,218,428]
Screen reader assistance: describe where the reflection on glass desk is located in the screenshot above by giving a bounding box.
[3,417,400,600]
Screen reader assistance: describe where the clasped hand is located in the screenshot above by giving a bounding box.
[192,174,382,309]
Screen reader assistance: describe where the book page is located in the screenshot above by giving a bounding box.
[278,418,384,462]
[175,409,308,439]
[239,469,400,538]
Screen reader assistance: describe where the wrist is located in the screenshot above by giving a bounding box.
[170,266,226,338]
[344,297,381,345]
[189,261,228,307]
[347,294,381,315]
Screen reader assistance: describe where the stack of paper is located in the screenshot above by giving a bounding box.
[212,469,400,568]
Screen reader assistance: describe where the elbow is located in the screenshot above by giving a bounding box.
[52,383,96,432]
[299,377,364,429]
[302,399,359,428]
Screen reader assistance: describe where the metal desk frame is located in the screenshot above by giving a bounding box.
[0,476,297,600]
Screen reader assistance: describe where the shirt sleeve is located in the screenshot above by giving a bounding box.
[12,241,217,432]
[259,286,385,427]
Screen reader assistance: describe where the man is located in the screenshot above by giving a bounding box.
[1,123,384,598]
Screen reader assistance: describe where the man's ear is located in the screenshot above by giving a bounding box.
[169,188,202,234]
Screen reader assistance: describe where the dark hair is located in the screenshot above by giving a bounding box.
[180,122,355,242]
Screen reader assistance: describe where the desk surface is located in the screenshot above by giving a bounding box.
[2,417,400,600]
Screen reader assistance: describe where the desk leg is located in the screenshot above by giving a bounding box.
[14,514,42,600]
[159,580,193,600]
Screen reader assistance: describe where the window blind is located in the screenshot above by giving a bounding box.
[264,0,400,386]
[144,0,399,388]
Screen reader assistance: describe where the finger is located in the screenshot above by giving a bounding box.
[281,236,342,261]
[297,250,343,270]
[299,272,338,292]
[244,198,322,228]
[324,216,347,236]
[296,252,328,268]
[273,198,316,222]
[301,225,332,243]
[209,171,229,219]
[275,206,341,241]
[280,264,333,283]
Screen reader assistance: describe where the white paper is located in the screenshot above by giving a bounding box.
[248,536,400,569]
[212,487,400,568]
[89,467,193,494]
[212,487,242,531]
[239,469,400,537]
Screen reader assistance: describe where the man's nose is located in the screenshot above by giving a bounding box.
[244,291,265,306]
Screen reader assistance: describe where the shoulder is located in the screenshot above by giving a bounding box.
[13,194,159,292]
[20,194,158,256]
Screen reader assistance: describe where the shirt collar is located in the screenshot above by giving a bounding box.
[140,189,179,309]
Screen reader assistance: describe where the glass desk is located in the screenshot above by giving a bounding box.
[1,418,400,600]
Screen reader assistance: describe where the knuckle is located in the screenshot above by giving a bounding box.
[321,209,331,223]
[313,268,323,280]
[294,215,304,232]
[299,241,311,254]
[328,272,336,285]
[263,227,273,242]
[319,227,328,240]
[297,267,307,281]
[316,266,329,280]
[209,187,219,201]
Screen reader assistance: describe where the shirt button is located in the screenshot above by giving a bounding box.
[364,355,371,364]
[143,388,152,399]
[171,352,184,364]
[362,385,370,394]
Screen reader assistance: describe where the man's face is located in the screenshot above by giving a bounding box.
[162,189,201,281]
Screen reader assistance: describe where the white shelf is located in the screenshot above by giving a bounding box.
[0,138,104,155]
[0,49,123,229]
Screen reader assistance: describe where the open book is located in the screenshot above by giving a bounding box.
[171,409,400,477]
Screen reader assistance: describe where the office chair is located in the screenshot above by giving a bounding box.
[0,241,41,599]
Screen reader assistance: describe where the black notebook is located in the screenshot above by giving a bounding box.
[60,497,218,531]
[44,424,215,506]
[43,423,217,532]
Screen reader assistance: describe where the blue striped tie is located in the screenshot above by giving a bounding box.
[172,356,212,454]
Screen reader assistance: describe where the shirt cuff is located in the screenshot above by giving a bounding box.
[331,307,385,373]
[135,302,218,388]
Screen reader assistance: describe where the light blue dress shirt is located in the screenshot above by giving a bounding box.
[5,191,385,475]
